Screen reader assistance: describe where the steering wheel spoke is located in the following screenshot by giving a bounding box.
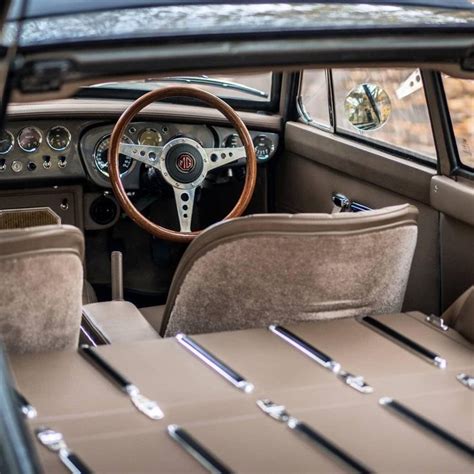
[119,143,163,169]
[173,187,195,233]
[205,146,246,171]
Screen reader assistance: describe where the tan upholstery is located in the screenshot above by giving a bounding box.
[82,301,160,343]
[0,225,84,353]
[442,286,474,344]
[139,305,167,334]
[10,313,473,473]
[161,204,419,336]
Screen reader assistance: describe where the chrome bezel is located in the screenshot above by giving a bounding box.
[17,126,43,153]
[47,125,72,151]
[0,130,14,154]
[138,127,163,146]
[253,134,275,160]
[93,134,136,178]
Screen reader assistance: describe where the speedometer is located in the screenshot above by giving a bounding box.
[94,135,134,177]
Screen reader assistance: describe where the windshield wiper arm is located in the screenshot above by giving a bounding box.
[146,76,269,99]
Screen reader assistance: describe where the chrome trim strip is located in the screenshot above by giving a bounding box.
[79,325,97,347]
[80,345,164,420]
[269,325,373,394]
[359,316,447,369]
[379,398,474,458]
[257,400,372,474]
[176,333,254,393]
[168,425,233,474]
[269,325,340,373]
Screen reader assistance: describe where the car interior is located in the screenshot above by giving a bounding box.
[0,1,473,473]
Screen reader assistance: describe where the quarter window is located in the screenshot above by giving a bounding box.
[298,70,331,129]
[443,75,474,170]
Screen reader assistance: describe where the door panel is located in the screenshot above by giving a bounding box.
[276,123,440,316]
[440,214,474,311]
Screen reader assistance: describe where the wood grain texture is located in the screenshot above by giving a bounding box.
[108,86,257,242]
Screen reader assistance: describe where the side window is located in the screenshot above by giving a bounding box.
[298,70,331,129]
[299,68,438,163]
[443,75,474,170]
[332,68,436,162]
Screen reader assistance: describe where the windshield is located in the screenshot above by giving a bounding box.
[89,73,273,101]
[4,3,473,48]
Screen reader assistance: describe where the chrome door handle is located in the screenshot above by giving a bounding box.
[332,193,372,212]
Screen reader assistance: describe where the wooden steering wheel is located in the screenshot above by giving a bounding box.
[108,86,257,243]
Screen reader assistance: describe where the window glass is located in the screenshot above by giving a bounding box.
[89,72,272,102]
[443,75,474,169]
[332,68,437,161]
[299,69,331,128]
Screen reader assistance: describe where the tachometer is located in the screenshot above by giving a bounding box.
[47,126,71,151]
[17,127,42,152]
[94,135,134,177]
[0,130,14,154]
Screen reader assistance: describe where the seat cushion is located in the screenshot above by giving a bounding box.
[82,301,161,344]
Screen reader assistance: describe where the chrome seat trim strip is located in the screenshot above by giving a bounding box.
[379,398,474,458]
[359,316,447,369]
[176,333,254,393]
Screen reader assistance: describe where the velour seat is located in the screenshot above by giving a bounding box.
[0,225,84,353]
[160,204,419,336]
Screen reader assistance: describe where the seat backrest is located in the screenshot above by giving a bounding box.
[0,225,84,353]
[162,204,419,336]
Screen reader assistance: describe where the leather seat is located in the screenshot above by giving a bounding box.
[0,225,84,353]
[159,204,419,336]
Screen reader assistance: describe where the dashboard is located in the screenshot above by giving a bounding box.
[0,119,279,188]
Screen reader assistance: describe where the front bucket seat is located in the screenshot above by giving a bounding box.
[160,204,419,336]
[0,225,84,353]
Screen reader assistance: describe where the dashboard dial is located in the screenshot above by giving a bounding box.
[0,130,14,154]
[47,126,71,151]
[94,135,134,177]
[138,128,163,146]
[17,127,42,152]
[253,135,274,161]
[224,133,242,148]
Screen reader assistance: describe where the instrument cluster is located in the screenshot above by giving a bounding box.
[0,121,85,181]
[81,121,279,189]
[0,120,278,186]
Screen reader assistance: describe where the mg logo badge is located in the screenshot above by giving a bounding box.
[176,153,195,173]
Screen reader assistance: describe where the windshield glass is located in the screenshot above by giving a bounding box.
[89,73,273,101]
[4,3,473,47]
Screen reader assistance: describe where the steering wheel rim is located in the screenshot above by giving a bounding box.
[108,86,257,243]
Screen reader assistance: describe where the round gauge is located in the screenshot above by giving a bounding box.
[0,130,14,154]
[225,133,242,148]
[94,135,134,177]
[47,126,71,151]
[138,128,163,146]
[253,135,275,161]
[17,127,42,152]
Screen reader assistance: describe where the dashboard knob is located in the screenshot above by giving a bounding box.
[0,158,6,172]
[11,160,23,173]
[58,156,67,168]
